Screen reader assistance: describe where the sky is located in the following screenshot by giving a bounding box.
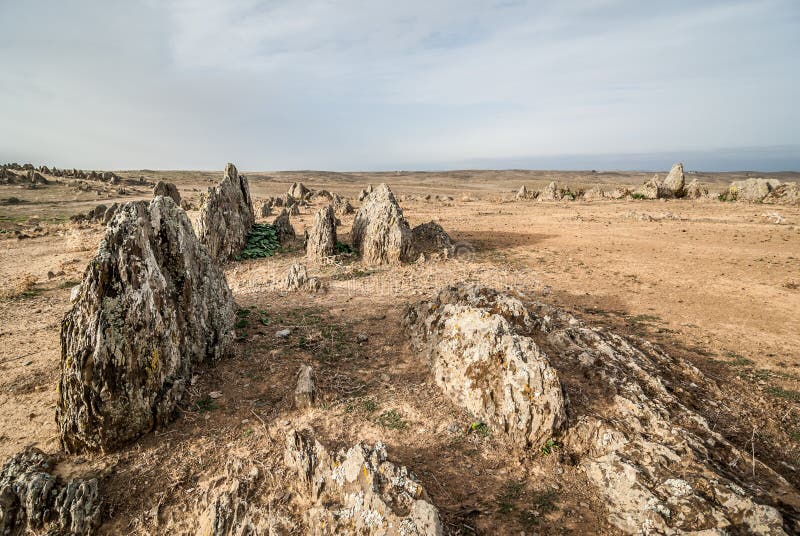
[0,0,798,171]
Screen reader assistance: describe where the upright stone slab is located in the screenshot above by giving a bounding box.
[57,197,235,453]
[662,162,685,197]
[273,208,296,244]
[197,163,255,261]
[305,205,337,262]
[351,183,413,265]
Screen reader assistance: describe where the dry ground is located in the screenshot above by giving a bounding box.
[1,169,799,534]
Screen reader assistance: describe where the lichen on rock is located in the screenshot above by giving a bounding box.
[57,196,235,453]
[197,163,255,261]
[352,184,413,265]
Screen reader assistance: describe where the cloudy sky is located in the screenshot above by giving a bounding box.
[1,0,798,171]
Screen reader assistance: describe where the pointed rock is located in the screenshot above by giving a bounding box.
[294,365,316,409]
[288,182,310,200]
[305,205,337,262]
[153,180,181,205]
[197,163,255,261]
[662,162,685,197]
[57,197,235,453]
[352,184,413,265]
[272,208,295,244]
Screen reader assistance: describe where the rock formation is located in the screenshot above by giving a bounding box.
[0,447,103,535]
[411,222,454,257]
[538,181,563,201]
[58,196,235,453]
[288,182,310,200]
[284,429,443,535]
[259,200,272,217]
[305,205,337,262]
[153,180,181,205]
[662,162,686,197]
[273,208,296,244]
[357,189,369,202]
[722,178,782,202]
[197,163,255,261]
[284,263,323,293]
[683,178,708,199]
[515,185,529,199]
[294,365,316,409]
[404,284,567,448]
[331,193,354,215]
[352,184,413,265]
[763,182,800,205]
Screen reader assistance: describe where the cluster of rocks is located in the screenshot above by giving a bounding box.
[69,202,122,224]
[284,429,443,534]
[633,163,707,199]
[720,177,799,204]
[2,163,123,183]
[284,263,323,293]
[197,163,255,262]
[404,282,796,534]
[0,167,50,188]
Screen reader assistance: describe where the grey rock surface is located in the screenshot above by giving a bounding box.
[272,208,296,244]
[305,205,337,262]
[197,163,255,261]
[57,196,235,453]
[352,184,413,265]
[153,180,181,205]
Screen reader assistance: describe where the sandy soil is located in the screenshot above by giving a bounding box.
[1,169,799,534]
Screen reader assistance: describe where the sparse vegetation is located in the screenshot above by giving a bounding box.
[766,386,800,402]
[194,395,218,413]
[376,409,407,430]
[236,223,279,260]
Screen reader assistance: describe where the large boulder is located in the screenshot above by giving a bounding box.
[288,182,310,200]
[272,208,296,244]
[284,429,442,535]
[57,196,235,453]
[197,163,255,261]
[411,222,454,257]
[351,184,413,265]
[723,177,782,202]
[404,284,566,448]
[683,178,707,199]
[0,447,102,535]
[153,180,182,205]
[538,181,563,201]
[305,205,337,262]
[662,162,685,197]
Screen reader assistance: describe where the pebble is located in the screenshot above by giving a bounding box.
[276,328,292,339]
[209,391,223,399]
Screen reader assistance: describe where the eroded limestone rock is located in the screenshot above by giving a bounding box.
[331,193,354,215]
[288,182,310,200]
[294,365,316,409]
[404,284,566,448]
[683,178,707,199]
[197,163,255,261]
[305,205,337,262]
[538,181,563,201]
[273,208,296,244]
[662,162,686,197]
[153,180,181,205]
[515,185,529,199]
[0,447,102,535]
[284,429,442,535]
[411,222,453,258]
[284,263,323,293]
[58,196,235,453]
[352,184,413,265]
[723,178,782,202]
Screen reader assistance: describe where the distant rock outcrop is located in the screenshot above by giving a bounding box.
[197,163,255,261]
[683,178,708,199]
[0,447,103,535]
[722,177,782,202]
[352,184,413,265]
[58,196,235,453]
[288,182,310,200]
[538,181,564,201]
[404,284,567,448]
[284,428,443,535]
[763,182,800,205]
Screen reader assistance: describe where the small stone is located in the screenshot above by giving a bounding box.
[276,329,292,339]
[209,391,223,399]
[294,365,316,409]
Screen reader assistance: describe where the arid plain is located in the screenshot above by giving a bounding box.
[1,167,799,534]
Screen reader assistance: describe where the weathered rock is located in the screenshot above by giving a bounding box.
[582,188,607,201]
[27,170,48,185]
[683,178,707,199]
[515,185,529,199]
[102,202,121,225]
[0,447,103,535]
[284,428,443,535]
[312,189,332,200]
[305,205,337,262]
[636,175,662,199]
[331,193,354,215]
[258,201,272,217]
[287,203,300,216]
[662,162,685,197]
[357,189,369,202]
[87,204,108,221]
[524,299,796,534]
[608,187,631,199]
[283,263,323,293]
[411,222,453,257]
[197,163,255,261]
[723,178,782,202]
[294,365,316,409]
[763,182,800,205]
[538,181,563,201]
[404,284,566,448]
[352,184,413,265]
[153,180,182,205]
[272,208,295,244]
[57,196,235,453]
[288,182,310,200]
